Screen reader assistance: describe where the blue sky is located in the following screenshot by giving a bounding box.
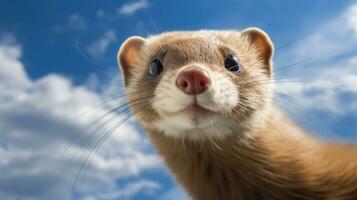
[1,0,357,199]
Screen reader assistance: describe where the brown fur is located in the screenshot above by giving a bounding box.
[118,29,357,199]
[148,110,357,200]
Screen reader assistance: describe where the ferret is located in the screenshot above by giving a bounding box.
[117,28,357,200]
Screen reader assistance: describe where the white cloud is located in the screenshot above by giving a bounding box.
[347,4,357,36]
[275,2,357,111]
[98,179,161,199]
[277,3,357,68]
[274,3,357,141]
[86,30,117,58]
[0,35,29,87]
[119,0,149,15]
[159,185,190,200]
[0,35,163,200]
[277,57,357,115]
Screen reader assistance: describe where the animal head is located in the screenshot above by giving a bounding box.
[118,28,274,140]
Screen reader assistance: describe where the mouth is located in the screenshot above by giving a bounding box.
[179,103,212,115]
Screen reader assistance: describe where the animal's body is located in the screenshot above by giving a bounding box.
[117,29,357,199]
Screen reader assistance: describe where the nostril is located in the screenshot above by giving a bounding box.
[200,79,209,87]
[181,81,188,88]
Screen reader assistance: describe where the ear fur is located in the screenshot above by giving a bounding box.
[241,28,274,75]
[117,36,145,86]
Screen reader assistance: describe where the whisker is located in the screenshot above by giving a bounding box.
[80,95,155,136]
[68,97,162,198]
[241,78,311,88]
[208,136,223,152]
[73,42,107,68]
[58,95,156,193]
[274,57,317,73]
[180,135,187,156]
[275,38,302,52]
[143,10,166,53]
[77,92,133,117]
[68,113,134,199]
[61,95,155,160]
[144,10,160,35]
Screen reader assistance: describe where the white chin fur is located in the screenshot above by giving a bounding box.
[151,65,239,139]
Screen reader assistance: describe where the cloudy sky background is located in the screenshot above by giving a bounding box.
[1,0,357,199]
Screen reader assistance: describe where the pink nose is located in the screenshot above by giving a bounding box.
[176,67,210,95]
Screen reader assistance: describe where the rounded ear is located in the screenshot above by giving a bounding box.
[117,36,145,86]
[241,28,274,75]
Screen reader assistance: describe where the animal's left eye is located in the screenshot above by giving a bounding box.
[224,55,241,74]
[148,59,163,76]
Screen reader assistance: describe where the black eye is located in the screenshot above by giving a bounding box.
[148,59,163,76]
[224,55,241,73]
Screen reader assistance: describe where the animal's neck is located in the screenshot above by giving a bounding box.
[147,110,357,200]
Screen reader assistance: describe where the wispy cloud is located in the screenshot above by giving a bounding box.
[0,35,162,200]
[68,13,87,30]
[86,30,117,58]
[278,3,357,63]
[52,13,87,32]
[159,185,189,200]
[119,0,149,15]
[275,3,357,141]
[278,57,357,114]
[96,9,105,18]
[347,4,357,37]
[97,180,161,199]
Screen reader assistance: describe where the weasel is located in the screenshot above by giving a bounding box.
[117,28,357,200]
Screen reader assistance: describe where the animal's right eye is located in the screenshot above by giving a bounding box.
[224,55,241,74]
[148,59,163,76]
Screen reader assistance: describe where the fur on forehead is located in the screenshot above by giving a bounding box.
[120,31,246,86]
[118,29,274,86]
[130,29,273,76]
[142,30,242,56]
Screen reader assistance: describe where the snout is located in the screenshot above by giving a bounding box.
[176,67,211,95]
